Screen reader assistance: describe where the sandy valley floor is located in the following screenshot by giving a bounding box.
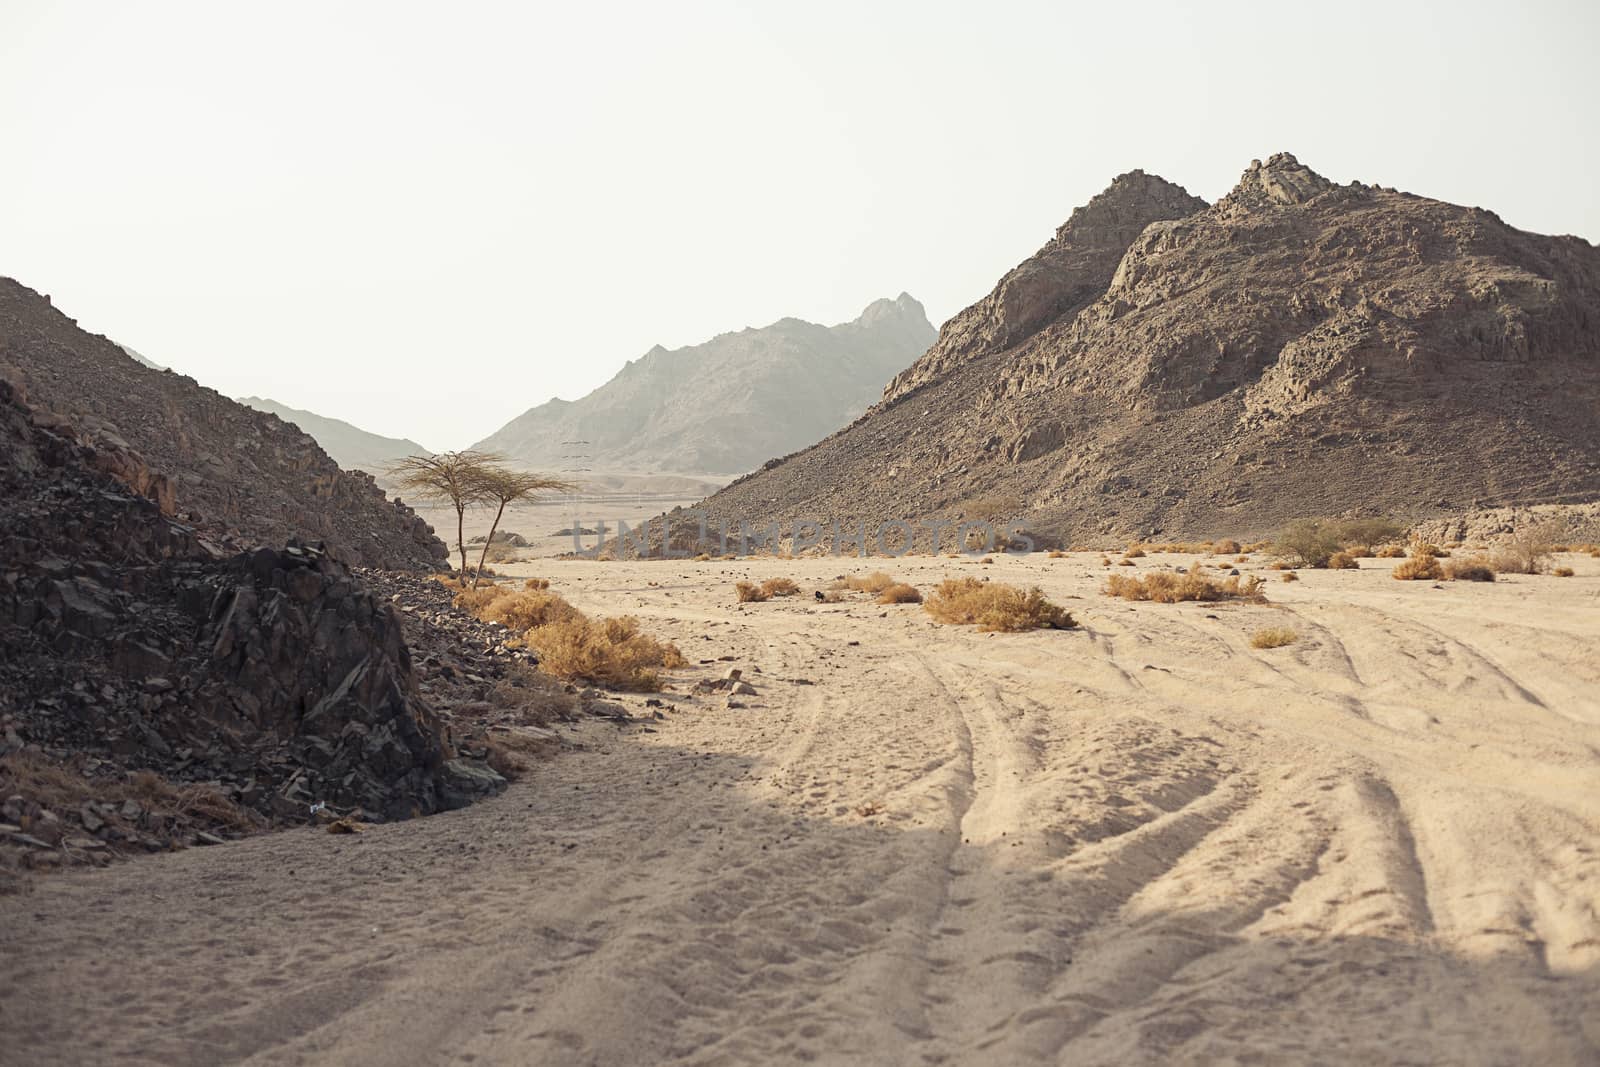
[2,551,1598,1065]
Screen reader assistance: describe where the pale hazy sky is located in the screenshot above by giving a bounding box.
[2,2,1595,450]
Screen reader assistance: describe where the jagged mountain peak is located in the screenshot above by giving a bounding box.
[1218,151,1337,212]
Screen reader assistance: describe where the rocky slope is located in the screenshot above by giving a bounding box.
[684,155,1600,548]
[0,279,446,569]
[240,395,429,478]
[0,374,503,855]
[476,294,936,479]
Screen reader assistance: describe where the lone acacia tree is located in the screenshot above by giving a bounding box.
[390,449,500,577]
[468,466,576,588]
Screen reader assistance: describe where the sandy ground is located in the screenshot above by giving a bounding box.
[413,497,704,563]
[3,551,1598,1065]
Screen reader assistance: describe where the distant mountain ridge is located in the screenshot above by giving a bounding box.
[474,294,936,478]
[239,396,429,478]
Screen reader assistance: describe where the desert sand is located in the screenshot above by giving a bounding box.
[2,551,1597,1065]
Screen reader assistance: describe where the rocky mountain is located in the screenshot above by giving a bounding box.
[0,374,481,834]
[476,294,936,479]
[239,396,429,478]
[0,278,445,569]
[683,154,1600,548]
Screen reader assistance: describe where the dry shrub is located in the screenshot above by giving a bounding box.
[1124,545,1147,559]
[1047,550,1069,559]
[760,577,800,597]
[1234,554,1249,563]
[483,729,562,779]
[1326,551,1359,570]
[484,541,519,563]
[693,553,711,562]
[1250,627,1298,649]
[525,615,686,691]
[1550,543,1572,553]
[877,583,923,604]
[489,662,577,726]
[842,571,897,594]
[1443,557,1496,582]
[1281,571,1299,582]
[524,577,550,591]
[482,590,582,631]
[1214,539,1242,555]
[1492,523,1556,575]
[1118,558,1136,567]
[1272,520,1343,568]
[1552,566,1575,577]
[1344,545,1374,558]
[1411,542,1447,559]
[735,581,770,603]
[1103,571,1267,604]
[1392,556,1443,581]
[1375,544,1407,558]
[923,578,1074,632]
[980,556,995,565]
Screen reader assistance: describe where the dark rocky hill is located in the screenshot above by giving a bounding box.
[685,154,1600,548]
[0,279,445,569]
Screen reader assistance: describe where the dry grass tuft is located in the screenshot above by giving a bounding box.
[1552,566,1576,578]
[1123,545,1147,559]
[735,581,770,603]
[1250,627,1298,649]
[525,616,687,691]
[1326,551,1359,570]
[1442,557,1496,582]
[877,583,923,604]
[923,578,1074,632]
[1281,571,1299,582]
[760,577,801,597]
[840,571,897,594]
[1103,571,1266,604]
[1214,539,1242,555]
[1047,550,1069,559]
[523,577,550,590]
[1392,556,1443,581]
[1375,544,1408,558]
[488,662,578,726]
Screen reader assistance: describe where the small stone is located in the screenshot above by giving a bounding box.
[79,805,104,834]
[119,799,144,820]
[721,667,743,682]
[195,831,226,846]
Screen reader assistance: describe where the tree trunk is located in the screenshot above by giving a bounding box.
[455,503,469,578]
[473,500,508,590]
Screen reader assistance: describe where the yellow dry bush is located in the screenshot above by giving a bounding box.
[1103,571,1267,604]
[1281,571,1299,582]
[735,581,770,603]
[1118,558,1136,567]
[482,590,582,631]
[452,585,508,616]
[1392,556,1443,581]
[760,577,801,597]
[923,578,1074,632]
[1123,545,1147,559]
[1250,627,1298,649]
[1343,545,1374,558]
[524,615,687,691]
[1214,539,1242,555]
[1047,550,1069,559]
[1553,566,1575,577]
[877,583,923,604]
[1326,551,1359,570]
[843,571,897,594]
[524,577,550,591]
[1375,544,1408,558]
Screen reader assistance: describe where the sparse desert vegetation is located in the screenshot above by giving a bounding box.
[838,571,898,594]
[1442,557,1496,582]
[923,578,1074,631]
[735,580,770,603]
[1104,571,1266,603]
[1552,566,1576,577]
[1250,627,1298,649]
[453,581,685,690]
[1272,518,1402,568]
[1392,555,1443,581]
[877,583,923,604]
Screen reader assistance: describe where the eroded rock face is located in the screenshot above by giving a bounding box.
[0,376,479,823]
[686,154,1600,546]
[0,278,447,569]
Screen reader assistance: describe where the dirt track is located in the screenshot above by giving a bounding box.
[3,553,1598,1065]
